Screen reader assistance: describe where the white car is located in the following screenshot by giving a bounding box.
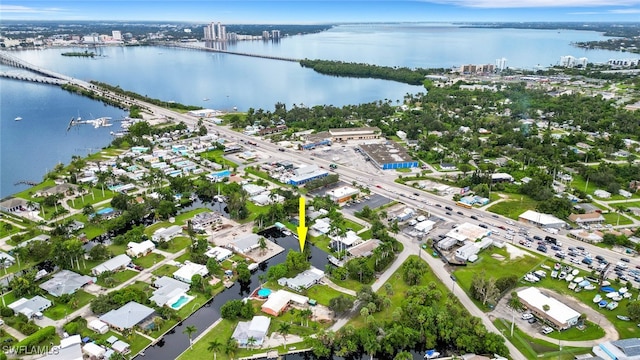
[521,313,533,320]
[542,327,554,334]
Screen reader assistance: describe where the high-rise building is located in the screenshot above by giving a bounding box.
[559,55,576,68]
[112,30,122,41]
[204,22,227,41]
[495,57,507,71]
[271,30,281,39]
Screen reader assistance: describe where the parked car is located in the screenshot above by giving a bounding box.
[528,318,537,324]
[521,313,533,320]
[541,327,554,335]
[537,245,548,253]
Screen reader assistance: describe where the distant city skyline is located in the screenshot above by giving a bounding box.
[1,1,640,23]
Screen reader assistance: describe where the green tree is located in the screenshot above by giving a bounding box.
[236,262,251,283]
[258,237,267,255]
[206,257,220,275]
[224,338,238,360]
[88,244,111,261]
[207,340,222,360]
[285,250,310,272]
[183,325,197,350]
[627,301,640,321]
[278,322,291,347]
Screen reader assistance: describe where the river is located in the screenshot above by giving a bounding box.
[0,23,629,198]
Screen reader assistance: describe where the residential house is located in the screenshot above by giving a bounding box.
[9,296,52,318]
[228,234,260,254]
[151,225,183,243]
[231,316,271,347]
[277,267,324,290]
[261,290,309,316]
[150,276,190,307]
[92,254,132,276]
[39,270,92,297]
[173,261,209,284]
[126,240,156,258]
[88,320,109,334]
[99,301,155,331]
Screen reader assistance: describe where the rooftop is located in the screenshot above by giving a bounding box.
[39,270,92,297]
[99,301,155,330]
[517,287,580,326]
[359,142,415,166]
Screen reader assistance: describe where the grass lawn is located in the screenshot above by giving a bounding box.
[67,186,117,210]
[11,179,57,200]
[309,234,331,253]
[342,219,364,232]
[153,264,180,278]
[601,212,633,225]
[245,201,270,222]
[487,195,538,219]
[0,221,23,238]
[493,319,592,360]
[96,269,139,288]
[133,253,165,268]
[1,291,18,308]
[359,229,372,240]
[544,321,605,341]
[65,213,104,240]
[199,149,238,168]
[175,252,192,263]
[453,246,543,311]
[163,237,192,253]
[330,277,367,293]
[569,175,599,196]
[176,318,236,360]
[348,255,448,328]
[43,290,95,320]
[304,284,354,307]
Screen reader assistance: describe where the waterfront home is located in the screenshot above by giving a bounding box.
[231,316,271,347]
[277,267,325,290]
[173,261,209,284]
[150,276,190,307]
[92,254,132,276]
[228,233,260,254]
[99,301,155,331]
[261,290,309,316]
[204,246,232,262]
[0,197,28,213]
[39,270,92,297]
[82,343,106,359]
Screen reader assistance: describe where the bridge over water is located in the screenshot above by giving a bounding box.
[164,42,302,63]
[0,71,68,85]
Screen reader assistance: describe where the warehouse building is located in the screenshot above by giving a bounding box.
[326,186,360,203]
[329,127,381,142]
[359,143,419,170]
[287,165,329,186]
[517,287,580,330]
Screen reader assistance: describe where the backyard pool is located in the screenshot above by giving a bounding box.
[169,295,195,310]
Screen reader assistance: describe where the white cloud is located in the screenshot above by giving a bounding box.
[425,0,640,8]
[608,8,640,13]
[0,4,63,14]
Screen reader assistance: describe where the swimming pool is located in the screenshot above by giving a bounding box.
[96,207,114,215]
[169,295,194,310]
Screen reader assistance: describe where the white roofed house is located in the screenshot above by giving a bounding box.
[0,252,15,268]
[92,254,132,276]
[151,225,183,243]
[329,230,362,251]
[99,301,155,331]
[231,316,271,348]
[39,270,92,297]
[173,261,209,283]
[205,246,233,262]
[228,233,260,254]
[8,296,52,318]
[150,276,190,306]
[126,240,156,258]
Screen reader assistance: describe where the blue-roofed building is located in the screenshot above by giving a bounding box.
[359,143,418,170]
[287,165,328,186]
[594,338,640,360]
[207,170,232,182]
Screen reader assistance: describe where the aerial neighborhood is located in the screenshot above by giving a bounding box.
[2,20,640,360]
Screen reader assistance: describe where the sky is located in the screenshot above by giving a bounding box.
[1,0,640,23]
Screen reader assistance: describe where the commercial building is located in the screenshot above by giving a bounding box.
[299,132,332,150]
[39,270,92,297]
[326,186,359,203]
[92,254,132,276]
[593,338,640,360]
[173,261,209,283]
[126,240,155,258]
[568,230,603,244]
[454,238,493,262]
[359,143,419,170]
[99,301,155,331]
[396,207,415,222]
[261,290,309,316]
[328,127,381,142]
[445,222,491,242]
[151,225,183,243]
[414,220,435,233]
[231,316,271,347]
[517,287,580,330]
[568,213,605,225]
[287,165,329,186]
[518,210,567,229]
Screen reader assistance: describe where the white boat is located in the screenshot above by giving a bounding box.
[606,301,618,310]
[584,285,596,291]
[541,264,552,270]
[593,294,602,303]
[574,276,584,283]
[623,292,632,299]
[566,274,575,282]
[551,270,558,279]
[612,295,623,301]
[14,117,22,121]
[568,282,577,290]
[534,270,547,278]
[602,281,611,286]
[559,272,567,280]
[619,287,628,294]
[607,292,620,299]
[571,269,579,276]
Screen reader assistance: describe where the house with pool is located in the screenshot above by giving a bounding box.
[150,276,193,310]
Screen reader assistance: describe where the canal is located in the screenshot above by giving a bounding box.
[134,227,330,360]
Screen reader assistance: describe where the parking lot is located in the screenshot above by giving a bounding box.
[311,144,383,175]
[342,194,392,214]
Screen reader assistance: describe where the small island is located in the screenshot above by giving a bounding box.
[61,50,95,57]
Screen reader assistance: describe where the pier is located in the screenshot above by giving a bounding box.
[164,42,301,63]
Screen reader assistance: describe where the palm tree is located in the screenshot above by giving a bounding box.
[183,325,197,350]
[300,308,313,327]
[277,322,291,347]
[207,340,222,360]
[258,237,267,255]
[246,336,257,350]
[615,205,625,226]
[224,338,238,360]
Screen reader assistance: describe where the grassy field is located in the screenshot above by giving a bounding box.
[162,237,192,253]
[11,179,57,200]
[66,186,117,209]
[153,264,180,278]
[0,221,23,238]
[43,290,95,320]
[452,246,543,311]
[199,149,238,168]
[133,253,165,268]
[348,255,449,328]
[304,284,354,307]
[487,195,538,219]
[96,269,139,288]
[493,319,592,360]
[601,212,634,225]
[544,321,605,341]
